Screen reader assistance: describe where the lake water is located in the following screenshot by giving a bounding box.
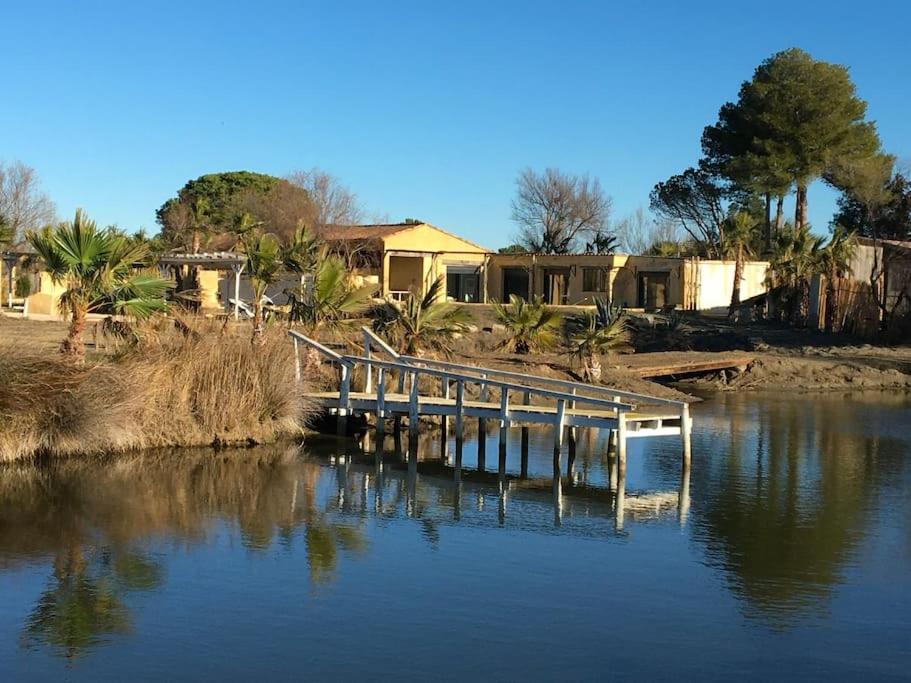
[1,392,910,681]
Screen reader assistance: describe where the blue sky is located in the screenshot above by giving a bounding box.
[2,0,909,248]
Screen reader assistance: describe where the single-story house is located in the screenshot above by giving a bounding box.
[486,253,769,312]
[318,222,489,303]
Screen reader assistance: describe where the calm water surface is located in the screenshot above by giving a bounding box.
[1,393,909,681]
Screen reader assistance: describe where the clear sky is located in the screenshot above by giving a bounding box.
[3,0,909,249]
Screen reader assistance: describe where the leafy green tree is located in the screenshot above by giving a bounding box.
[833,172,911,241]
[565,298,631,381]
[28,210,169,359]
[649,167,728,256]
[497,243,528,254]
[704,48,882,234]
[156,172,307,248]
[373,276,472,355]
[492,294,562,354]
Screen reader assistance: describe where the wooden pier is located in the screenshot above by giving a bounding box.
[290,328,693,471]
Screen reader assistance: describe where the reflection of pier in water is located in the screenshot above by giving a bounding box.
[323,441,690,534]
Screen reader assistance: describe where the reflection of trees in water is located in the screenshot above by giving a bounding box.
[690,394,909,626]
[22,546,162,660]
[0,445,367,657]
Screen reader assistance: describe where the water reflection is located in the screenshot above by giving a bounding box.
[688,392,911,624]
[0,392,908,669]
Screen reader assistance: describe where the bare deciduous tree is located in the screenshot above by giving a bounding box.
[511,168,610,254]
[0,161,57,242]
[615,207,680,255]
[286,168,363,228]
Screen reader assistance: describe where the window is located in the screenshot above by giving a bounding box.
[446,266,480,302]
[582,267,608,292]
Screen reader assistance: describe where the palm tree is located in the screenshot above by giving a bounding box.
[820,226,857,333]
[767,225,825,325]
[290,254,375,331]
[374,276,472,355]
[492,294,562,354]
[566,298,632,381]
[240,231,284,343]
[723,212,758,316]
[28,210,169,359]
[282,223,322,288]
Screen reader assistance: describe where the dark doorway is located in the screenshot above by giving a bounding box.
[637,271,670,310]
[543,268,570,305]
[502,267,529,302]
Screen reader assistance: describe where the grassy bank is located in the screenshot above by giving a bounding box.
[0,330,313,462]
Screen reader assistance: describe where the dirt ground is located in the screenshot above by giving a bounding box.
[4,311,910,402]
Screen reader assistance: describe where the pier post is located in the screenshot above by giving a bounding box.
[616,411,627,475]
[440,379,450,463]
[394,368,406,444]
[408,371,419,443]
[363,328,372,393]
[567,426,577,476]
[375,368,386,454]
[520,391,530,478]
[553,398,566,458]
[337,363,351,436]
[454,380,464,449]
[681,403,692,469]
[615,465,626,531]
[498,387,509,461]
[477,417,487,471]
[678,463,691,527]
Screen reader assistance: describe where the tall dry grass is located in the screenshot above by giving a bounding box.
[0,329,314,462]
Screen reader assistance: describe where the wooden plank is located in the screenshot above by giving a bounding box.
[633,356,752,378]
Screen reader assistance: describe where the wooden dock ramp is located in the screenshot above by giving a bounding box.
[290,327,693,473]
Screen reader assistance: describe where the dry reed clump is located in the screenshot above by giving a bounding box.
[0,331,315,462]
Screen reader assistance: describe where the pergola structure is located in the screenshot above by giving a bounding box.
[157,251,246,319]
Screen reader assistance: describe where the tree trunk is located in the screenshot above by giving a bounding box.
[795,185,808,232]
[774,195,785,234]
[61,302,88,360]
[729,246,743,317]
[824,273,838,333]
[582,352,601,383]
[252,302,265,344]
[764,193,772,253]
[191,230,201,254]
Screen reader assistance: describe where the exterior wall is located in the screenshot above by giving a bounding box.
[381,224,488,255]
[487,254,621,305]
[486,253,769,312]
[380,224,488,301]
[612,255,685,309]
[688,260,769,312]
[24,273,67,318]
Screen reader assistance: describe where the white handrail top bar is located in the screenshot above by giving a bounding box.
[361,326,401,359]
[288,330,351,364]
[340,355,636,412]
[399,355,686,407]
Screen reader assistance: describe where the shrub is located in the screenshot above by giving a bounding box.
[0,330,314,462]
[14,273,31,298]
[492,295,562,354]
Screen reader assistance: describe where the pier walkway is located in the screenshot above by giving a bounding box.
[290,328,693,469]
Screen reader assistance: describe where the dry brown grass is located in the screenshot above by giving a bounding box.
[0,326,315,462]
